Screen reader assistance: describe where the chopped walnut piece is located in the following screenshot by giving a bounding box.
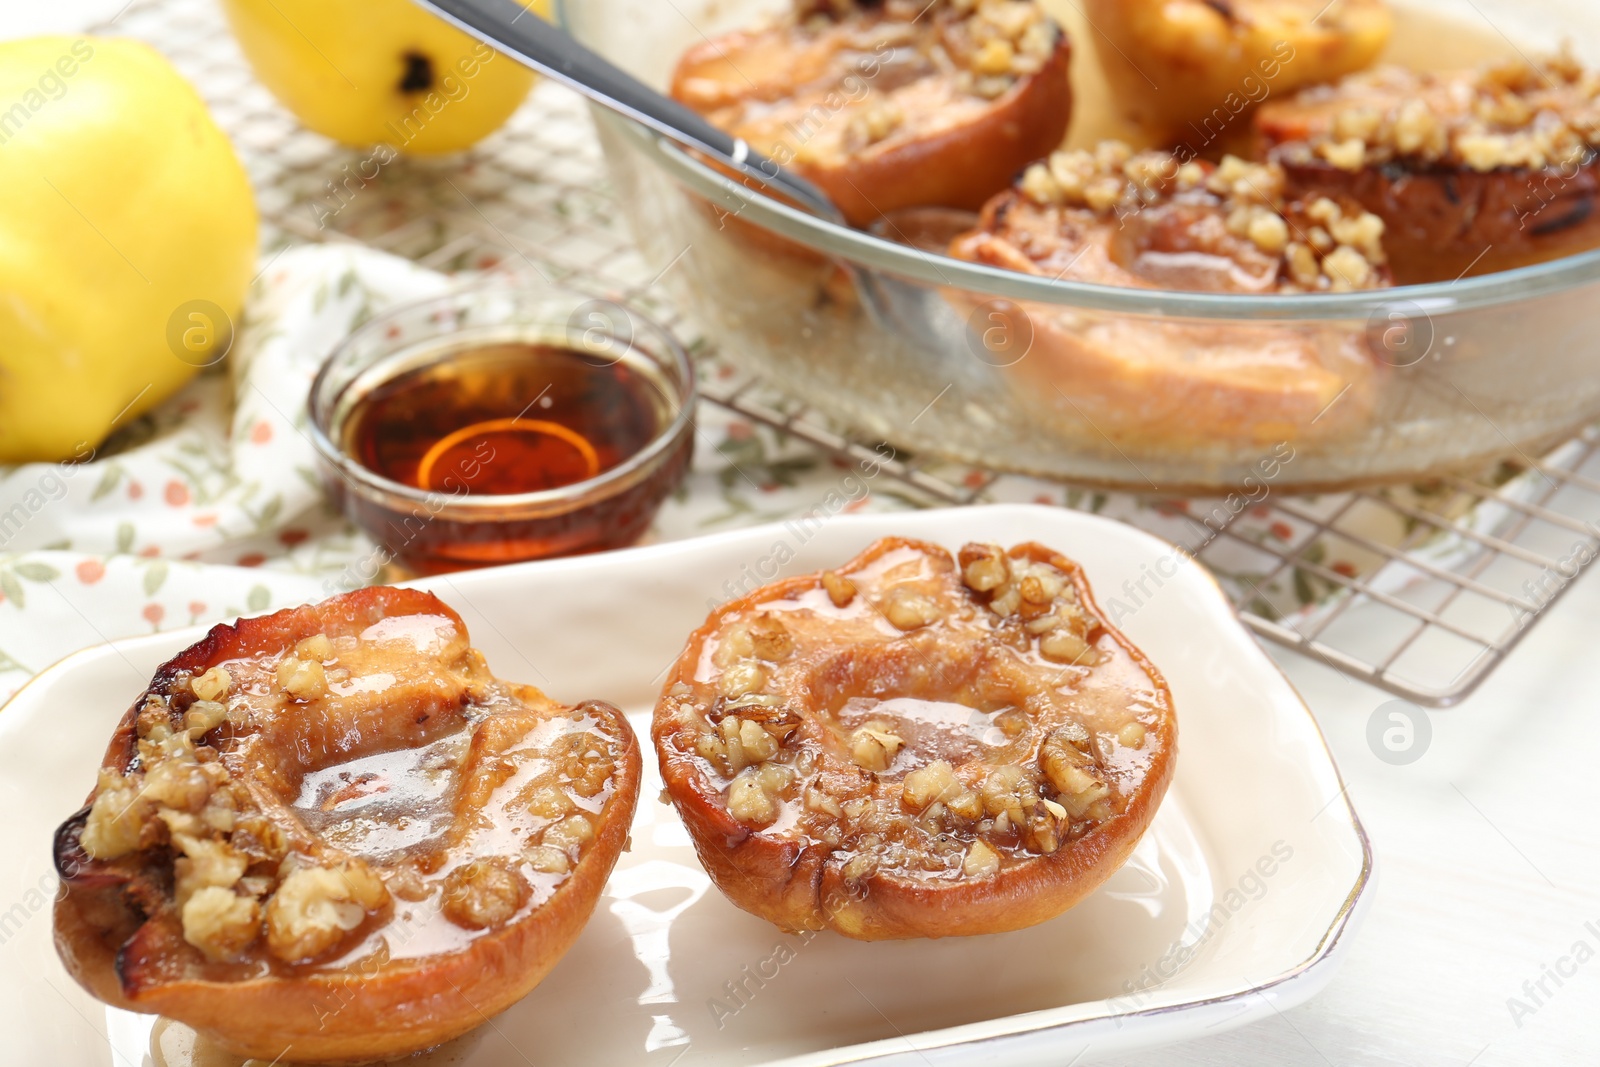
[142,757,215,813]
[276,656,327,700]
[172,833,248,908]
[727,772,778,826]
[184,699,228,738]
[748,616,795,661]
[821,569,857,607]
[440,858,531,931]
[960,543,1011,593]
[1040,729,1111,819]
[849,723,904,772]
[296,633,334,662]
[181,887,261,962]
[190,666,232,703]
[901,760,962,811]
[720,662,766,699]
[849,97,904,146]
[79,770,151,860]
[385,866,432,902]
[1039,627,1096,664]
[265,860,390,962]
[962,839,1000,878]
[523,844,571,875]
[526,784,575,819]
[882,586,942,631]
[543,813,595,853]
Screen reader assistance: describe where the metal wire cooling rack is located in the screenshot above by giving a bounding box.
[108,0,1600,707]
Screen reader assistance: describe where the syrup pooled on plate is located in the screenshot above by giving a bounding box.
[335,339,691,573]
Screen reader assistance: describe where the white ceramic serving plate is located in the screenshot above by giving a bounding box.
[0,505,1371,1066]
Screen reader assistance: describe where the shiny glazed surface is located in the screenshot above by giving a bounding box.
[654,537,1177,939]
[51,587,642,1062]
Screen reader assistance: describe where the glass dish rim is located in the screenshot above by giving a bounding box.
[557,0,1600,323]
[306,276,698,512]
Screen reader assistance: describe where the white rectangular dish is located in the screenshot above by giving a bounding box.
[0,505,1371,1065]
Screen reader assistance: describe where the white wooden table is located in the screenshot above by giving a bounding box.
[11,3,1599,1064]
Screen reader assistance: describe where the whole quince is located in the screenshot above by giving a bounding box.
[220,0,545,155]
[0,37,257,464]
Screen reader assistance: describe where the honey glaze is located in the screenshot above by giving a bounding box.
[345,341,662,496]
[333,339,692,573]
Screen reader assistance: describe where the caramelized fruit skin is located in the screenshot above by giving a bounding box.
[52,586,641,1064]
[652,537,1177,941]
[1257,61,1600,282]
[669,0,1073,227]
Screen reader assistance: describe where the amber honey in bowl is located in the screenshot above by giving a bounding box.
[310,284,696,576]
[345,340,665,497]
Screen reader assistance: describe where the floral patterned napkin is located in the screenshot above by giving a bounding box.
[0,244,930,704]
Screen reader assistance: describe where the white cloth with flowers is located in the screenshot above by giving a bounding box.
[0,244,926,703]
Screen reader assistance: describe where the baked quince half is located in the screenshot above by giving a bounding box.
[1257,51,1600,281]
[947,143,1387,447]
[653,537,1176,940]
[53,587,640,1064]
[671,0,1073,226]
[1083,0,1391,147]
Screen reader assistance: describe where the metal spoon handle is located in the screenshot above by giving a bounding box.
[412,0,843,223]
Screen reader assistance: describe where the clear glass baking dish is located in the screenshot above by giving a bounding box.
[558,0,1600,492]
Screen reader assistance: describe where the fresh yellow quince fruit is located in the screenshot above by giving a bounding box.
[220,0,545,155]
[0,37,257,464]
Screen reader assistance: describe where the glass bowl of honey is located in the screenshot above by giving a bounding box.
[308,279,695,574]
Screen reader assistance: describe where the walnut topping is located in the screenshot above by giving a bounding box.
[748,615,795,661]
[191,666,232,703]
[276,655,327,701]
[901,759,979,817]
[1010,145,1389,293]
[697,704,798,776]
[821,570,857,607]
[849,722,905,771]
[1276,52,1600,173]
[181,887,261,962]
[296,633,334,662]
[80,770,152,860]
[959,544,1108,665]
[184,700,228,738]
[848,98,904,147]
[962,839,1000,878]
[542,813,595,853]
[173,833,248,909]
[961,544,1011,592]
[440,858,531,931]
[727,771,779,826]
[523,845,571,875]
[526,784,575,819]
[795,0,1053,90]
[265,860,390,961]
[719,661,767,699]
[882,586,942,631]
[1040,729,1111,820]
